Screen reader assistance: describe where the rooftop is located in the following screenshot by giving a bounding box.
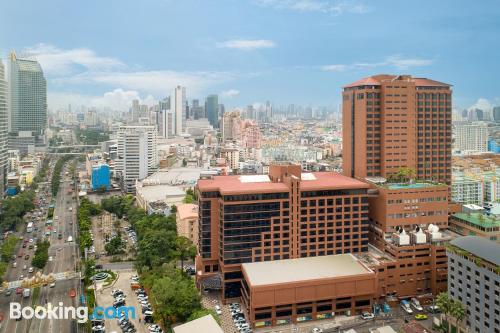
[242,254,373,287]
[450,236,500,266]
[173,314,223,333]
[176,204,198,220]
[452,213,500,229]
[344,74,450,89]
[197,171,369,195]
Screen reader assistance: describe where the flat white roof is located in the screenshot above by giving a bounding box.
[242,254,373,286]
[239,175,271,183]
[173,315,223,333]
[301,173,317,180]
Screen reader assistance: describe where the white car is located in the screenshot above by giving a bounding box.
[360,312,375,320]
[312,329,323,333]
[28,267,34,273]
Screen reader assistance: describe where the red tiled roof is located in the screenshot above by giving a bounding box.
[413,77,451,87]
[343,77,381,88]
[197,172,369,195]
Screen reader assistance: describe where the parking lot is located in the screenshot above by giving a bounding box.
[201,292,252,333]
[95,270,154,333]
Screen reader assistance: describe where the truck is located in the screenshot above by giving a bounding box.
[23,288,30,298]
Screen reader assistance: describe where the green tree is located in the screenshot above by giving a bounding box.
[137,229,177,268]
[32,240,50,269]
[451,300,466,331]
[151,269,201,326]
[187,309,221,325]
[175,236,197,271]
[105,235,125,255]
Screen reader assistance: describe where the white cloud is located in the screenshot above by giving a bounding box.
[468,98,494,111]
[217,39,275,51]
[24,43,124,76]
[221,89,240,98]
[48,89,157,111]
[254,0,369,14]
[321,55,434,72]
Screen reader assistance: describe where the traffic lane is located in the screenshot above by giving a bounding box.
[0,284,34,333]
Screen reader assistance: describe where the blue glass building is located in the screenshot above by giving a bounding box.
[91,163,110,191]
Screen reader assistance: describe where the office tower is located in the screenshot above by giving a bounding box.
[159,97,170,111]
[0,60,8,195]
[246,104,255,120]
[191,99,205,120]
[205,94,219,128]
[7,52,47,152]
[343,75,452,298]
[84,109,98,127]
[222,111,241,142]
[218,103,225,119]
[116,126,158,193]
[342,75,452,184]
[157,109,174,139]
[453,122,488,152]
[494,106,500,122]
[172,86,186,135]
[447,236,499,333]
[196,164,371,300]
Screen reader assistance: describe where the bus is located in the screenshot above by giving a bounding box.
[26,222,33,233]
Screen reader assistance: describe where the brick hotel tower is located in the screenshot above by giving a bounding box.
[342,75,453,297]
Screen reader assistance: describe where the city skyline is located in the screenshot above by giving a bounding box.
[1,0,500,111]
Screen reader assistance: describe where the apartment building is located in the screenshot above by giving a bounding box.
[447,236,500,333]
[449,213,500,242]
[451,173,484,206]
[453,122,489,153]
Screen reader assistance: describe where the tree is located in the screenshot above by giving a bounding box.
[175,236,197,271]
[32,241,50,269]
[105,235,125,255]
[137,229,177,269]
[451,300,466,331]
[151,269,201,326]
[436,292,465,332]
[187,309,221,325]
[170,205,177,214]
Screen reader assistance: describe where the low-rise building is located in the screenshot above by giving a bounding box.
[241,254,376,328]
[176,204,199,246]
[449,213,500,242]
[172,314,223,333]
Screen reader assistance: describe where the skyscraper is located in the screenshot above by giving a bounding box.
[7,52,47,152]
[494,106,500,122]
[221,111,241,142]
[205,94,219,128]
[191,99,204,119]
[172,86,186,135]
[116,126,158,193]
[342,74,452,184]
[453,122,489,152]
[0,60,8,195]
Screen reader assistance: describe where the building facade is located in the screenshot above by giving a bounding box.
[0,60,8,195]
[449,213,500,242]
[7,52,47,150]
[115,126,158,193]
[91,163,111,191]
[206,94,219,129]
[447,236,500,333]
[451,174,483,206]
[176,203,199,246]
[453,122,489,153]
[222,111,241,142]
[196,164,371,301]
[342,74,452,184]
[172,86,186,135]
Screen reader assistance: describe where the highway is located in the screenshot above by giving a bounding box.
[0,163,82,333]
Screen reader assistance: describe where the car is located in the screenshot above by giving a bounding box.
[23,265,27,270]
[12,262,17,268]
[401,300,414,314]
[24,254,30,260]
[411,297,424,311]
[215,308,222,315]
[5,289,12,296]
[91,325,105,331]
[360,312,375,320]
[16,287,23,295]
[427,305,440,313]
[28,267,34,273]
[113,301,125,308]
[148,325,161,332]
[49,282,56,288]
[112,289,124,296]
[19,274,24,279]
[415,314,428,321]
[29,238,34,243]
[22,243,27,248]
[95,264,103,269]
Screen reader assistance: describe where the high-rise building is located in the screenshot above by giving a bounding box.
[0,60,8,195]
[172,86,186,135]
[191,99,204,119]
[494,106,500,122]
[240,120,262,149]
[453,122,488,153]
[157,109,174,139]
[342,74,452,184]
[222,111,241,142]
[343,75,453,298]
[205,94,219,128]
[7,52,47,152]
[447,236,500,333]
[116,126,158,193]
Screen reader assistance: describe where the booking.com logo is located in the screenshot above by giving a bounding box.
[9,302,136,323]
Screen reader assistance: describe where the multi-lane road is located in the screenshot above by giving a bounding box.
[0,164,81,333]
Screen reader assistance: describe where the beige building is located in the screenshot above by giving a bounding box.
[173,314,223,333]
[176,204,199,246]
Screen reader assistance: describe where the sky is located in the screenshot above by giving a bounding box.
[1,0,499,111]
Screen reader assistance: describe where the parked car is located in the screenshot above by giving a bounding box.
[360,312,375,320]
[401,300,413,314]
[411,297,423,311]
